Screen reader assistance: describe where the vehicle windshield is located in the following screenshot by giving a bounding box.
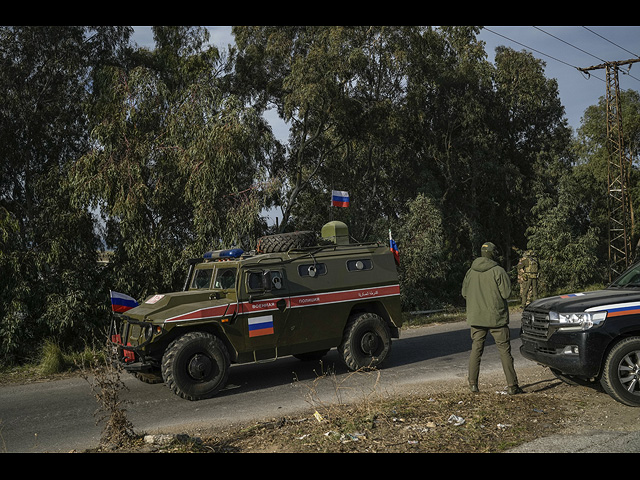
[213,268,236,289]
[191,268,213,289]
[610,263,640,288]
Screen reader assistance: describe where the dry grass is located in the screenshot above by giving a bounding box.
[109,367,577,454]
[181,388,568,453]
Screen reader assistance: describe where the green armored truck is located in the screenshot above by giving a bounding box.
[109,221,403,401]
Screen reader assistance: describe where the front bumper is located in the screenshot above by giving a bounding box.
[520,329,611,379]
[109,314,159,372]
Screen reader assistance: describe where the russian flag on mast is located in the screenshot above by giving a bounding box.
[110,290,139,313]
[331,190,349,207]
[389,229,400,265]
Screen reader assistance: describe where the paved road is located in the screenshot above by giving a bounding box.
[2,314,639,453]
[508,429,640,453]
[0,317,511,452]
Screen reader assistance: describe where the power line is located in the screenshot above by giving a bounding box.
[483,27,605,83]
[533,26,607,64]
[582,26,640,60]
[538,26,640,83]
[483,27,579,70]
[483,26,640,84]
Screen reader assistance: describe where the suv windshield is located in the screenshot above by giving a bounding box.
[610,263,640,288]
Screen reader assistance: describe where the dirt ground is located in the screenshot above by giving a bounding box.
[112,365,640,453]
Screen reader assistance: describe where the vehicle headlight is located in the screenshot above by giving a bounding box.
[548,311,607,331]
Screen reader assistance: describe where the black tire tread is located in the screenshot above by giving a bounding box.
[161,331,230,401]
[256,231,316,253]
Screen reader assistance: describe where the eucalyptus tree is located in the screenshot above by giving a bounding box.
[492,47,573,258]
[401,26,497,272]
[231,26,418,240]
[495,48,613,294]
[72,26,275,302]
[0,26,132,363]
[397,28,575,305]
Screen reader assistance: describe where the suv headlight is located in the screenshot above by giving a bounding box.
[548,311,607,331]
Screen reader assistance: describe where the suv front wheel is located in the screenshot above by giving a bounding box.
[339,312,391,371]
[600,336,640,407]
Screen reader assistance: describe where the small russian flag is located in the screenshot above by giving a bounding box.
[331,190,349,207]
[389,230,399,265]
[248,315,274,337]
[110,290,139,313]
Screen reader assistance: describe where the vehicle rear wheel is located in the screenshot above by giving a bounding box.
[161,332,230,401]
[600,336,640,407]
[338,313,391,371]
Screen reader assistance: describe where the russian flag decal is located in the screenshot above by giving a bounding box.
[248,315,274,337]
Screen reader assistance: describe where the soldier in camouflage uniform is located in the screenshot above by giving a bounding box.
[518,250,539,308]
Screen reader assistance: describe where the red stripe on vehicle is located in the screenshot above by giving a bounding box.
[165,284,400,323]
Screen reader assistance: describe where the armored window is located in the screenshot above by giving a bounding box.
[214,268,237,289]
[247,270,284,291]
[347,259,373,271]
[298,263,327,277]
[191,268,214,289]
[248,272,263,291]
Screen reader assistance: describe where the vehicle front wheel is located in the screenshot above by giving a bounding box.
[600,336,640,407]
[338,312,391,371]
[161,332,230,401]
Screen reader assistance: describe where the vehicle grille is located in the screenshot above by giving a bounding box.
[521,309,549,340]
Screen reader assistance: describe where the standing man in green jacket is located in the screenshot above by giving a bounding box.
[462,242,523,395]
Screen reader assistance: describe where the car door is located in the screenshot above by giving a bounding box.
[242,268,290,360]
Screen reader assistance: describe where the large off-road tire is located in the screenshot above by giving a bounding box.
[338,312,391,371]
[161,331,230,401]
[256,231,316,253]
[600,336,640,407]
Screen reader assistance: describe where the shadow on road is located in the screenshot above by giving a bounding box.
[179,323,524,400]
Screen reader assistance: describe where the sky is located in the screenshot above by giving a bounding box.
[130,26,640,227]
[479,26,640,131]
[132,26,640,134]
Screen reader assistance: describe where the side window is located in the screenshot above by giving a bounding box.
[247,270,284,292]
[298,263,327,277]
[214,268,236,289]
[347,259,373,272]
[248,272,263,291]
[191,268,214,289]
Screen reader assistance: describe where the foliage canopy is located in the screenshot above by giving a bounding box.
[1,25,638,364]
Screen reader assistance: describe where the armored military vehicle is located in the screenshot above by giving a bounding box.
[109,221,403,401]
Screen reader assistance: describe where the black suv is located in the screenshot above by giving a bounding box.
[521,262,640,406]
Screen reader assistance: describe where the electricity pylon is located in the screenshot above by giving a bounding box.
[579,58,640,280]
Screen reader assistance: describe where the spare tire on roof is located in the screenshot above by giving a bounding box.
[256,231,316,253]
